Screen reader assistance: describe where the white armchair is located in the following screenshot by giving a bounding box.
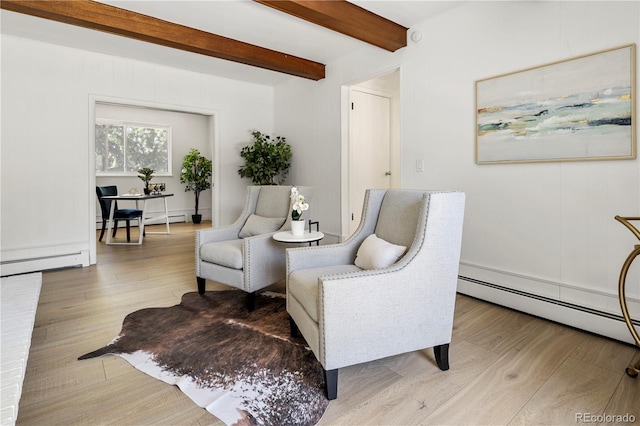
[197,185,310,310]
[286,189,465,400]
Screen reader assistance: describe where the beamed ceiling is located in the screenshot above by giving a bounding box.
[0,0,462,85]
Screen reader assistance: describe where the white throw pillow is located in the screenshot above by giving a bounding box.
[354,234,407,270]
[238,214,285,238]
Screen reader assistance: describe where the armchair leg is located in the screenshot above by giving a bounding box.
[325,369,338,400]
[434,344,450,371]
[289,316,300,338]
[197,277,206,294]
[247,292,256,312]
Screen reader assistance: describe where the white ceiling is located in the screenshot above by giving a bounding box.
[1,1,462,86]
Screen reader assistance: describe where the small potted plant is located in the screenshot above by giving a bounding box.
[238,131,292,185]
[138,167,155,195]
[290,186,309,236]
[180,149,213,224]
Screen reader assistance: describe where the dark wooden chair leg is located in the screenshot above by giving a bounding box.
[325,369,338,400]
[99,219,106,242]
[112,221,118,237]
[434,344,450,371]
[197,277,206,294]
[125,220,131,242]
[289,316,300,338]
[247,292,256,311]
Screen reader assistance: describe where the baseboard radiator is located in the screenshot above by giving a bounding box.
[1,249,89,277]
[144,213,190,225]
[95,212,197,230]
[458,275,639,345]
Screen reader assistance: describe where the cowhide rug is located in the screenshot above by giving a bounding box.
[79,290,329,426]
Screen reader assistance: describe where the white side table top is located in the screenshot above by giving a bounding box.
[273,231,324,243]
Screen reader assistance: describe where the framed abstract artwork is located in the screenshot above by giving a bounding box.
[476,44,636,164]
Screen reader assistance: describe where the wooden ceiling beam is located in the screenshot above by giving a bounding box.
[0,0,326,80]
[254,0,407,52]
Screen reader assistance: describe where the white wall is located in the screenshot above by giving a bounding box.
[275,1,640,341]
[1,35,274,271]
[275,45,404,237]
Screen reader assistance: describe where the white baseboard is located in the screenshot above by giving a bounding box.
[1,247,89,277]
[95,210,211,229]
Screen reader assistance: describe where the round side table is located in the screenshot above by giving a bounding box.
[273,231,324,246]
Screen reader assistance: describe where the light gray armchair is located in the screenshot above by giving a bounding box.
[286,189,465,400]
[197,185,309,310]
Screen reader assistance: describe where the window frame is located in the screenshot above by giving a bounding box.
[95,118,173,177]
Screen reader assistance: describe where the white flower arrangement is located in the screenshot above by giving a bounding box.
[290,186,309,221]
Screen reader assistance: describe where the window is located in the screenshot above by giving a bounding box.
[95,120,171,175]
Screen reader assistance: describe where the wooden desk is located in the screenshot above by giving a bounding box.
[102,193,173,245]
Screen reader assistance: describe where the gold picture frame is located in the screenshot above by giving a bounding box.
[476,44,636,164]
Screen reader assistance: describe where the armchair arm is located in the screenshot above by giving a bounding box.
[196,222,244,246]
[195,223,244,278]
[243,232,289,292]
[286,242,359,274]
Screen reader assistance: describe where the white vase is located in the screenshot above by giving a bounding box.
[291,220,305,236]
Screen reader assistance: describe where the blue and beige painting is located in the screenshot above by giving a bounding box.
[476,46,633,163]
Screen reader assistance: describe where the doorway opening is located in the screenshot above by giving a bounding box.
[341,68,401,239]
[88,95,219,265]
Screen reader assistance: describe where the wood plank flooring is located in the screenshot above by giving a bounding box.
[15,222,640,425]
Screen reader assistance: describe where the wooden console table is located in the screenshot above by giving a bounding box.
[614,215,640,378]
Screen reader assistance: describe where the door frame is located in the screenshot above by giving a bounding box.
[340,68,401,241]
[88,94,219,265]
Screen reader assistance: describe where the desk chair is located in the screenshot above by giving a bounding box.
[96,186,143,242]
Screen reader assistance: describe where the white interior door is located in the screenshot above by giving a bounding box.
[349,88,391,236]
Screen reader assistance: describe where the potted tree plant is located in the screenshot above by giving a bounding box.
[180,149,213,224]
[138,167,155,194]
[238,131,292,185]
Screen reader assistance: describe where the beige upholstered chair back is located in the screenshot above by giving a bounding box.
[254,186,293,218]
[374,191,425,250]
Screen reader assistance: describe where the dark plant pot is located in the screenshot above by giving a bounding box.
[192,214,202,224]
[143,187,150,195]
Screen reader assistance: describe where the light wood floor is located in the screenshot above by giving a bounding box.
[16,222,640,425]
